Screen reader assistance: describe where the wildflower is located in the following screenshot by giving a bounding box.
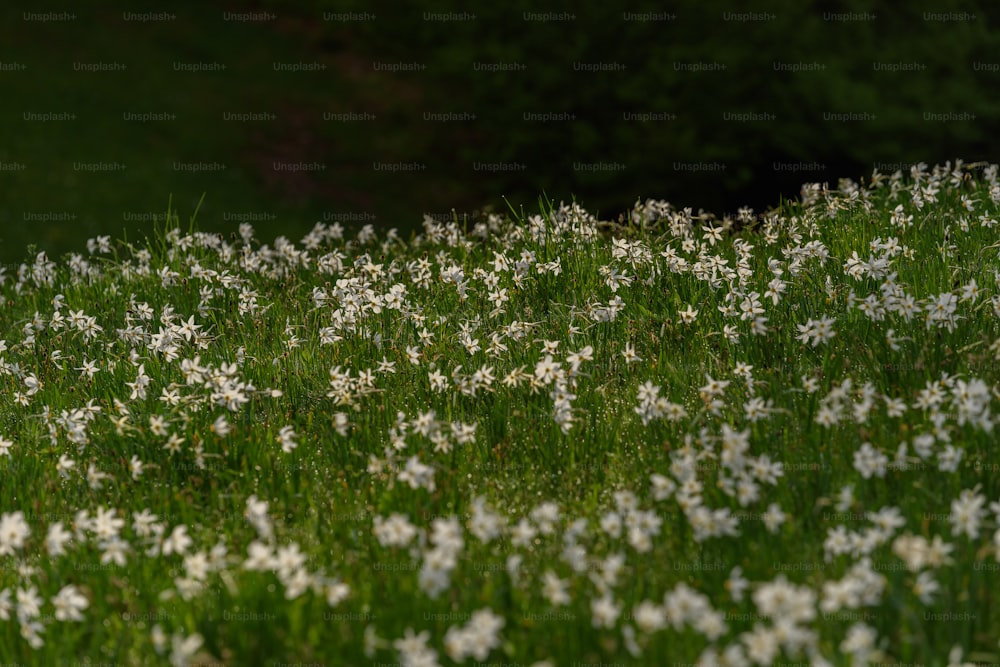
[530,502,560,534]
[87,463,110,490]
[697,376,728,404]
[741,624,780,665]
[373,514,418,548]
[601,512,623,539]
[132,509,160,538]
[840,623,877,664]
[509,518,537,548]
[100,536,130,566]
[948,645,977,667]
[149,415,170,437]
[211,415,231,437]
[913,571,939,604]
[245,495,272,539]
[0,436,11,457]
[959,278,980,303]
[468,497,505,543]
[411,410,438,438]
[159,388,180,406]
[46,522,72,557]
[938,444,963,473]
[277,425,298,453]
[161,525,192,556]
[678,304,699,324]
[428,368,449,392]
[316,410,344,438]
[633,600,667,633]
[764,276,787,304]
[650,473,676,501]
[170,630,204,667]
[726,566,749,602]
[591,594,622,629]
[743,396,771,422]
[275,543,307,579]
[0,512,30,556]
[853,442,888,479]
[950,488,987,539]
[163,433,185,455]
[93,507,124,540]
[23,373,41,395]
[761,503,787,534]
[542,570,570,606]
[0,588,10,621]
[534,355,561,383]
[393,628,438,667]
[621,342,641,364]
[126,364,150,400]
[244,541,276,571]
[398,456,435,492]
[52,585,88,622]
[76,359,99,379]
[324,579,350,608]
[364,624,387,659]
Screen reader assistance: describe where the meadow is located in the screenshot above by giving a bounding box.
[1,160,999,666]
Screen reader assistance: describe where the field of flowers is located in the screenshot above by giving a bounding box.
[1,161,999,666]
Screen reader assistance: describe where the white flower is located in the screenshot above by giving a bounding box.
[510,519,537,548]
[948,645,977,667]
[170,630,204,667]
[46,522,72,557]
[212,415,231,437]
[542,570,570,606]
[633,600,666,633]
[398,455,435,492]
[600,512,622,538]
[244,541,276,571]
[761,503,787,534]
[530,502,560,535]
[621,342,641,364]
[650,474,676,501]
[161,525,192,556]
[938,444,963,472]
[52,585,88,621]
[591,593,622,629]
[726,566,749,602]
[467,497,505,543]
[130,455,145,480]
[275,543,307,579]
[23,374,42,395]
[326,580,350,607]
[853,442,888,479]
[276,425,298,453]
[373,514,418,548]
[100,537,130,567]
[92,506,124,540]
[950,488,987,540]
[56,454,75,478]
[840,623,877,662]
[393,628,437,667]
[0,511,30,556]
[913,571,939,604]
[741,623,780,665]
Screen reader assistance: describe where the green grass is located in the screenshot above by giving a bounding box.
[1,162,999,666]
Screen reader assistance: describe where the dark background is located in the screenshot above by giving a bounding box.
[1,0,998,264]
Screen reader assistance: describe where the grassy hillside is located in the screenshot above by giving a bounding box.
[0,161,999,665]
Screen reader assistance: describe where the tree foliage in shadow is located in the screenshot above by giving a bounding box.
[255,0,1000,216]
